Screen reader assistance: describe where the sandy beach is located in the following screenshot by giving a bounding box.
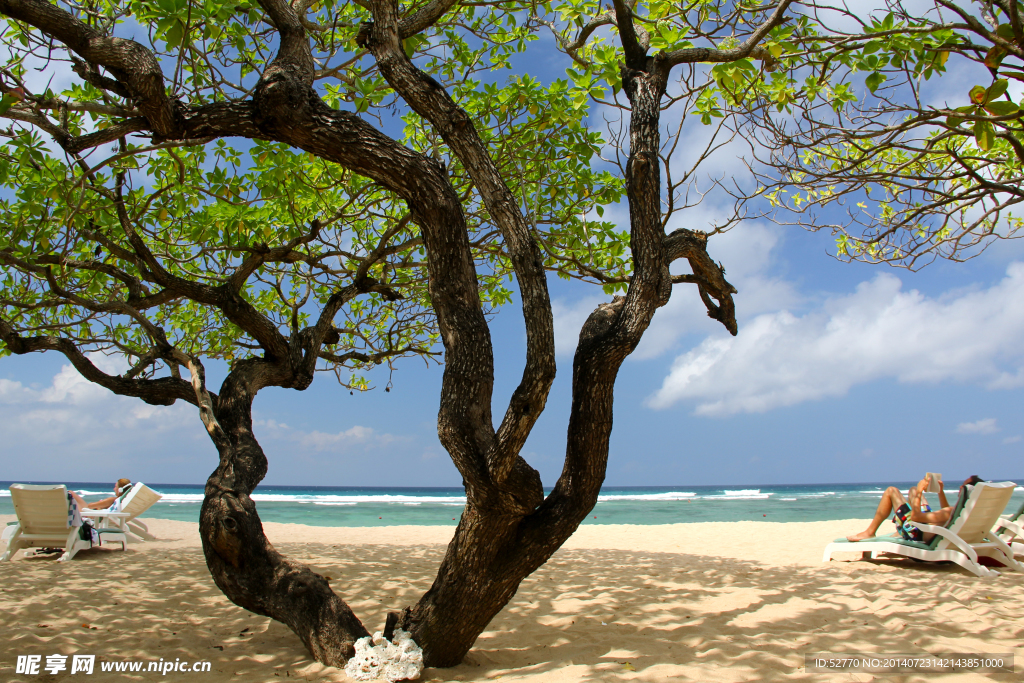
[1,515,1021,682]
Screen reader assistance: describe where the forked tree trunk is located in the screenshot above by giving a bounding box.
[386,37,678,659]
[396,299,638,667]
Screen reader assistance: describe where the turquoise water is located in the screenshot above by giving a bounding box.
[3,481,1022,527]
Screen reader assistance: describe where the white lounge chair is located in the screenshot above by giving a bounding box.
[823,481,1023,578]
[994,497,1024,556]
[85,482,162,541]
[0,484,126,562]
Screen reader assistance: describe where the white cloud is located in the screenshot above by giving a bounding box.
[955,418,999,435]
[297,425,377,450]
[0,378,33,404]
[649,263,1024,415]
[252,419,403,452]
[1003,435,1022,444]
[0,358,202,481]
[40,359,126,405]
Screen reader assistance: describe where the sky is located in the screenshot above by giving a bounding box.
[2,2,1023,489]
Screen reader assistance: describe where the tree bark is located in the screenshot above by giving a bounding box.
[198,363,371,666]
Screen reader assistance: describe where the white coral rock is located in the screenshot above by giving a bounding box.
[344,628,423,682]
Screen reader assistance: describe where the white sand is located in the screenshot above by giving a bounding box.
[1,516,1021,682]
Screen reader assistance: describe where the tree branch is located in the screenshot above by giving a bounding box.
[662,0,793,66]
[362,0,552,502]
[0,315,199,406]
[611,0,646,70]
[397,0,460,38]
[109,177,292,361]
[0,0,181,137]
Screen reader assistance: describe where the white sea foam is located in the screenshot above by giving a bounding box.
[704,494,771,500]
[119,490,764,505]
[598,492,696,501]
[701,489,771,500]
[152,493,470,505]
[253,493,468,504]
[20,484,1008,509]
[155,493,205,503]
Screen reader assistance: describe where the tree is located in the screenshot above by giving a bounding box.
[0,0,741,668]
[17,0,1014,672]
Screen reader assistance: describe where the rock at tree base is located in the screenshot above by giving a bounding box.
[344,628,423,682]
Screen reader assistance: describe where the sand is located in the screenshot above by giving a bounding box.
[1,515,1021,682]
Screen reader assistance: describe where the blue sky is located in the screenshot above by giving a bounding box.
[2,221,1022,488]
[2,3,1023,488]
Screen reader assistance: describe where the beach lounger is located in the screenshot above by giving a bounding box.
[0,484,127,562]
[994,496,1024,556]
[84,482,163,541]
[822,481,1023,578]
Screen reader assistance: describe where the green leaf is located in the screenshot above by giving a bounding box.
[985,79,1009,103]
[946,115,964,127]
[0,94,15,115]
[969,85,987,104]
[974,120,996,150]
[865,71,885,94]
[985,101,1019,116]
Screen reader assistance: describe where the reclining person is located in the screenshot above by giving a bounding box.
[846,475,984,543]
[70,478,133,511]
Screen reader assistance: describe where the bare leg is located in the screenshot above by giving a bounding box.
[847,487,907,542]
[70,490,116,510]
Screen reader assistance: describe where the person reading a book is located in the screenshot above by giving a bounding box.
[846,474,984,543]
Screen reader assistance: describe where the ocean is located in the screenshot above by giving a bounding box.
[2,481,1022,527]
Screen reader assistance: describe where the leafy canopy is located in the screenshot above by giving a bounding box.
[2,0,1020,385]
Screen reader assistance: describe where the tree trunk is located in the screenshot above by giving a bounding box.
[198,369,370,666]
[393,47,677,669]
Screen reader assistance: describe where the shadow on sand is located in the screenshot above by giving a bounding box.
[1,538,1020,681]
